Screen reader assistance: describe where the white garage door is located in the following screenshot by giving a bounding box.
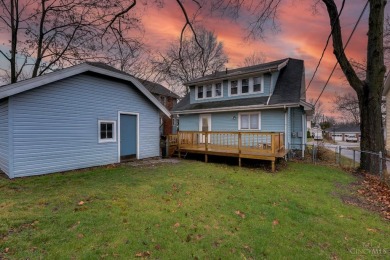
[332,134,343,141]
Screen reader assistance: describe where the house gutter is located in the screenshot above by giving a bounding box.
[184,67,280,86]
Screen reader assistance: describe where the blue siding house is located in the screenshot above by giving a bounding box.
[0,63,170,178]
[171,58,313,168]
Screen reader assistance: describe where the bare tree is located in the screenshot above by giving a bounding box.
[241,52,267,67]
[152,26,228,95]
[0,0,143,83]
[309,98,324,126]
[332,93,360,125]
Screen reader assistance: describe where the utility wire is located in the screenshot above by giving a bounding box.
[306,0,346,91]
[314,0,369,106]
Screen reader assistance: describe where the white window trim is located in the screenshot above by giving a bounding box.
[252,76,264,94]
[238,112,261,130]
[98,120,117,143]
[228,76,264,97]
[214,82,224,98]
[195,83,223,100]
[228,80,239,96]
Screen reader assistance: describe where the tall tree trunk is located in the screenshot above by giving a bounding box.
[323,0,386,174]
[10,0,18,83]
[359,0,387,173]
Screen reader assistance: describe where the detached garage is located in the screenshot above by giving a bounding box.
[0,62,170,178]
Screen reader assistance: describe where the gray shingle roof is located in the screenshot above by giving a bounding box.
[172,58,304,112]
[185,58,289,85]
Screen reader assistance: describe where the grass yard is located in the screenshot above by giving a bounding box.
[0,160,389,259]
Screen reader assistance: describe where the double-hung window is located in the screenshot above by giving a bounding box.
[230,80,238,95]
[239,113,260,130]
[241,78,249,94]
[197,86,204,99]
[98,120,116,143]
[215,83,222,97]
[206,84,213,98]
[253,77,262,92]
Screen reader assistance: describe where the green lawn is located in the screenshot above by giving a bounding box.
[0,160,388,259]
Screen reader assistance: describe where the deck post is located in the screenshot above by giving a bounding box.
[271,134,276,155]
[271,160,275,172]
[205,132,208,163]
[177,131,181,158]
[238,132,242,167]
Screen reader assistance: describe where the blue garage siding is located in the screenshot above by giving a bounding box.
[10,74,160,178]
[0,98,9,176]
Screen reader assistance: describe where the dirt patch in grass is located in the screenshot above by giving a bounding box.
[334,174,390,220]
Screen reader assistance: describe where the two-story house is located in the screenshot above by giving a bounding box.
[171,58,313,171]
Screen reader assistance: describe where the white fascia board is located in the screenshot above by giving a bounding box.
[277,59,289,70]
[0,63,171,118]
[172,103,301,115]
[0,64,90,98]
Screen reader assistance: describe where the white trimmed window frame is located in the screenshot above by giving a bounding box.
[228,76,265,96]
[238,112,261,130]
[195,82,223,100]
[98,120,117,143]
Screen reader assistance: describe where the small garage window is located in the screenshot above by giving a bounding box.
[98,120,116,143]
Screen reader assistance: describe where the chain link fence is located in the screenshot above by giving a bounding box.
[287,142,389,184]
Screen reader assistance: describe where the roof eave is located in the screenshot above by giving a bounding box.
[184,67,281,86]
[172,102,302,115]
[0,63,171,118]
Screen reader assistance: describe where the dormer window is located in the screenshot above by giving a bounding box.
[206,85,212,98]
[230,80,238,95]
[196,83,223,100]
[197,86,203,99]
[253,77,262,92]
[242,79,249,94]
[215,83,222,97]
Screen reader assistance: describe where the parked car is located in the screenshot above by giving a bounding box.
[346,135,358,142]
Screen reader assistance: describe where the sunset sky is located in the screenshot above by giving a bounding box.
[139,0,389,119]
[0,0,389,120]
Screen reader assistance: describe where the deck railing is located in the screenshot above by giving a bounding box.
[170,131,285,155]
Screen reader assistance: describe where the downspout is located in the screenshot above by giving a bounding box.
[266,69,273,105]
[284,105,288,158]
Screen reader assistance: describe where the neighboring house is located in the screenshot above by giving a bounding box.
[0,62,170,179]
[325,125,361,142]
[139,80,180,135]
[171,58,313,169]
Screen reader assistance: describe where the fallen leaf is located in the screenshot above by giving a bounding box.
[4,248,9,253]
[135,251,150,257]
[154,244,161,250]
[185,191,191,195]
[272,219,279,226]
[78,201,84,206]
[366,228,377,233]
[234,210,246,218]
[77,233,84,238]
[173,222,180,228]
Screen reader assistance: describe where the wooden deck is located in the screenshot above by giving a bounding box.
[168,131,287,172]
